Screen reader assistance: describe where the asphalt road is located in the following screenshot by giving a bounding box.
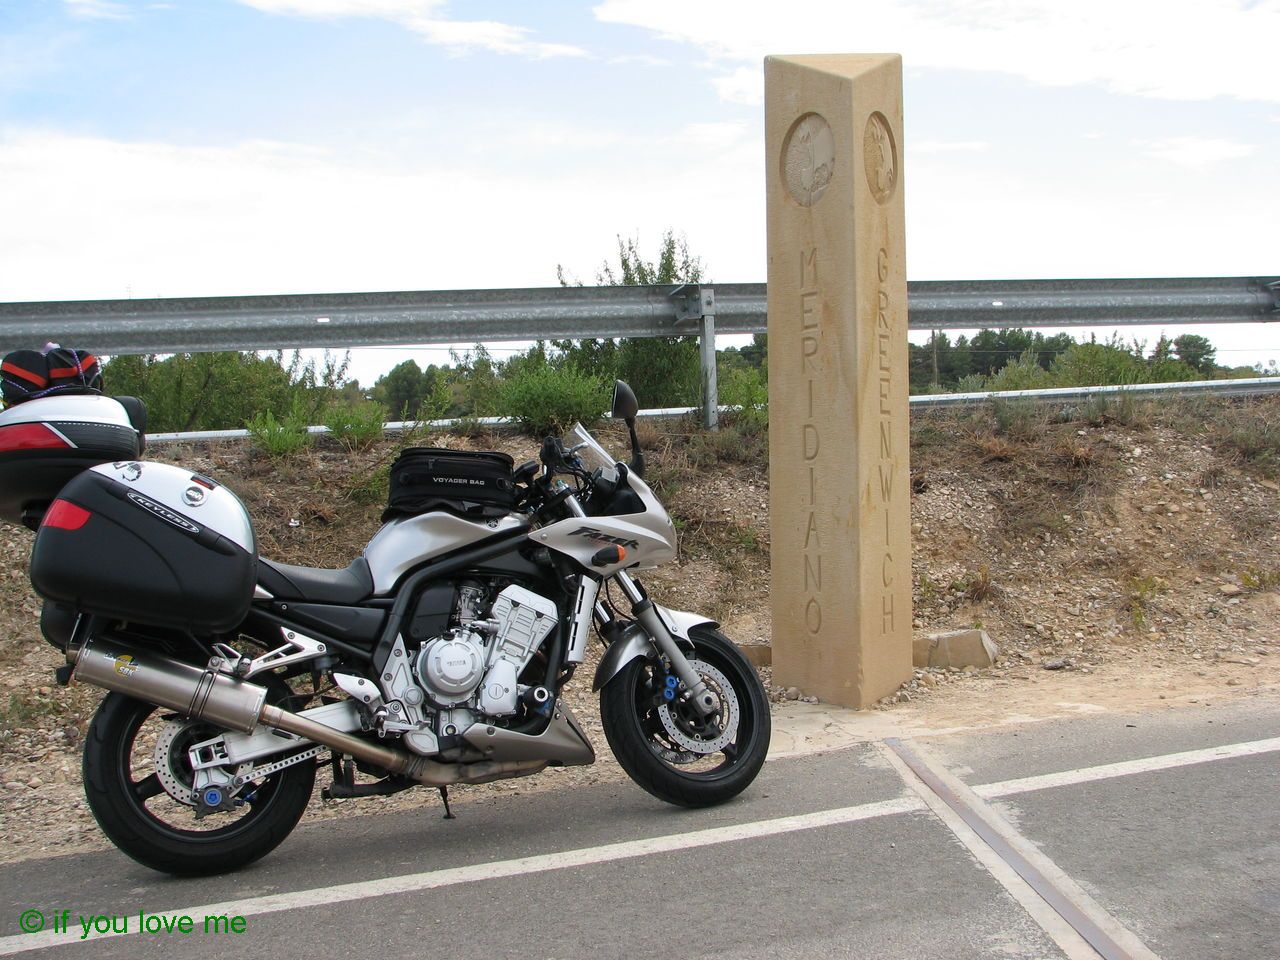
[1,698,1276,960]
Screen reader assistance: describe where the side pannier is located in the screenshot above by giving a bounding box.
[30,461,257,634]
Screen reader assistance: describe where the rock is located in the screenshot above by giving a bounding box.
[1043,658,1071,670]
[1226,678,1243,686]
[1219,584,1243,597]
[913,629,998,669]
[784,686,802,701]
[1219,655,1260,666]
[919,672,938,689]
[26,777,42,788]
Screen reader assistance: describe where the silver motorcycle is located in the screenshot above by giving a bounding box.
[25,380,771,875]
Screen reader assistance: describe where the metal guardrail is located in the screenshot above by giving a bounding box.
[1,277,1275,355]
[907,376,1280,407]
[145,376,1280,444]
[4,276,1276,430]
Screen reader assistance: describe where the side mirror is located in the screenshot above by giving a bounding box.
[611,380,639,422]
[611,380,645,479]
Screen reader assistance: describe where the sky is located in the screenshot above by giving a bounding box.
[1,0,1277,386]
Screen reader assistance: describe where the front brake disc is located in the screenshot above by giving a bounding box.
[657,660,739,754]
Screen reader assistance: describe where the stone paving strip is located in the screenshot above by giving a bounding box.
[884,738,1161,960]
[2,735,1277,957]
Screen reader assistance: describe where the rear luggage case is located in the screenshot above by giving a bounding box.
[30,461,257,634]
[0,395,144,528]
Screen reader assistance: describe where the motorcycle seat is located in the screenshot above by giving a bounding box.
[256,557,374,605]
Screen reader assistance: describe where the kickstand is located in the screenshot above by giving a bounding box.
[438,786,456,820]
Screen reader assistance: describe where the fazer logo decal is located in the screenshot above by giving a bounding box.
[569,526,639,549]
[126,492,201,535]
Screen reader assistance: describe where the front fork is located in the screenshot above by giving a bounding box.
[558,489,720,719]
[594,571,721,719]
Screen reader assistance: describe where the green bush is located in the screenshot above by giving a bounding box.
[990,398,1047,439]
[719,365,768,434]
[324,401,386,452]
[986,349,1055,392]
[495,365,610,436]
[104,350,348,433]
[247,404,313,459]
[1212,412,1280,469]
[1051,342,1147,387]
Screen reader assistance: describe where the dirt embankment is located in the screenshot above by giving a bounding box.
[3,396,1280,861]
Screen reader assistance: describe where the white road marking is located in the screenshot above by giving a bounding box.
[878,742,1103,960]
[2,733,1277,956]
[0,797,924,956]
[975,735,1280,799]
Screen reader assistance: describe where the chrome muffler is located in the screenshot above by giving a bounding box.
[69,635,574,787]
[70,634,266,733]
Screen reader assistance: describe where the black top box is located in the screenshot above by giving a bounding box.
[0,395,144,528]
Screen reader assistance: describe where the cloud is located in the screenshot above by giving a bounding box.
[237,0,587,58]
[63,0,131,19]
[0,124,760,305]
[593,0,1280,105]
[608,53,672,67]
[1140,136,1256,169]
[712,66,762,106]
[913,140,989,154]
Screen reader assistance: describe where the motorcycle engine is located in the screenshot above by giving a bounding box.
[414,583,558,717]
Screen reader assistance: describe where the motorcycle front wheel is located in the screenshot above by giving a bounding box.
[600,626,770,807]
[82,691,316,876]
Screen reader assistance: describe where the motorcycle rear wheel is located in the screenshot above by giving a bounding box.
[600,626,770,807]
[82,691,316,876]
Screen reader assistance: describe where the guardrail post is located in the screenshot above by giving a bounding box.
[669,284,719,431]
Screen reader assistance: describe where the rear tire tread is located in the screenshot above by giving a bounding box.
[82,692,315,876]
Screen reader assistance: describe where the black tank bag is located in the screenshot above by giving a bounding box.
[384,447,516,522]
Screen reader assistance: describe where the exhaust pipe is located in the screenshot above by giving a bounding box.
[70,635,550,786]
[71,634,267,733]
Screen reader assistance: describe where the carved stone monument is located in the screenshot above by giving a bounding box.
[765,54,912,708]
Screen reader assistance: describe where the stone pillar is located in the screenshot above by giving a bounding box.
[765,54,912,708]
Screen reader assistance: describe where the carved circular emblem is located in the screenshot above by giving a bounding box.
[862,111,898,205]
[781,112,835,207]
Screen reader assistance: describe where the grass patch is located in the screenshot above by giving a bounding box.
[1240,565,1280,592]
[0,692,59,736]
[324,401,387,453]
[247,405,313,459]
[1125,574,1169,629]
[955,564,994,602]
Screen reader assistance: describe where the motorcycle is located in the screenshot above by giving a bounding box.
[12,380,771,875]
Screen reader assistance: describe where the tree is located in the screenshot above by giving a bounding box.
[555,230,705,408]
[101,350,345,432]
[373,359,426,421]
[1173,334,1217,377]
[604,232,704,408]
